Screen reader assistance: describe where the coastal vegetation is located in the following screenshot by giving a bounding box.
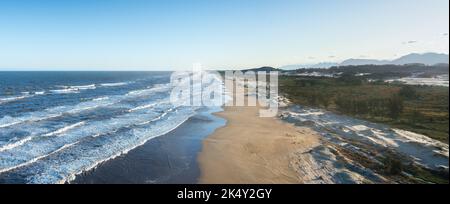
[280,76,449,143]
[278,64,449,183]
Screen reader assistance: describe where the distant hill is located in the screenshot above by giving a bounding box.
[341,53,449,66]
[340,59,390,66]
[311,62,340,68]
[280,62,340,70]
[280,52,449,69]
[243,66,282,72]
[391,53,449,65]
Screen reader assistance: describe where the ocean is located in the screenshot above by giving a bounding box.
[0,71,225,184]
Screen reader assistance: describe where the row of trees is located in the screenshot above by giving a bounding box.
[296,86,414,120]
[282,75,420,120]
[335,94,404,119]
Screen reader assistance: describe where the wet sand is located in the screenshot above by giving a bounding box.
[198,97,321,184]
[72,107,225,184]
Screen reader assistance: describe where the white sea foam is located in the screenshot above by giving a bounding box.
[0,116,22,128]
[92,96,109,101]
[128,101,169,112]
[26,108,195,184]
[129,104,156,112]
[99,82,128,87]
[55,84,97,90]
[72,84,96,90]
[0,77,211,183]
[0,105,175,173]
[126,84,171,96]
[43,122,86,137]
[0,91,48,104]
[49,84,96,94]
[50,88,80,94]
[0,136,33,152]
[0,75,226,183]
[0,84,171,129]
[0,95,31,104]
[0,140,81,174]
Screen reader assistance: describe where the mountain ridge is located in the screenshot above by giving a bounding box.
[280,52,449,69]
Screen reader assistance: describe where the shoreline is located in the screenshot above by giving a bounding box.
[72,106,226,184]
[198,98,321,184]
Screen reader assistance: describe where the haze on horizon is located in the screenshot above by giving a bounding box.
[0,0,448,71]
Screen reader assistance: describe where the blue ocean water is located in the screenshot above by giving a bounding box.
[0,71,213,183]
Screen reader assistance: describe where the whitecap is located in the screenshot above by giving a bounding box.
[92,97,109,101]
[0,83,171,129]
[0,105,172,173]
[50,88,80,94]
[0,136,33,152]
[24,107,196,184]
[128,103,158,112]
[43,121,86,137]
[71,84,96,90]
[0,95,31,104]
[99,82,128,87]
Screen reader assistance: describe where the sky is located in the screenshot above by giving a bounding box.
[0,0,448,71]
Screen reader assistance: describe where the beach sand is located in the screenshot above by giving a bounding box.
[198,96,321,184]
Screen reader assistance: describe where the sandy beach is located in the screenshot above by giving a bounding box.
[198,96,321,184]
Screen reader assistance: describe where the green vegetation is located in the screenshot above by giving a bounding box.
[280,75,449,143]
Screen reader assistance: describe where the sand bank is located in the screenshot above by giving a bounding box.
[198,98,321,184]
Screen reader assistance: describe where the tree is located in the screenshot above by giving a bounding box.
[410,109,423,123]
[388,95,404,119]
[399,86,417,99]
[355,99,369,115]
[318,93,331,108]
[335,95,354,113]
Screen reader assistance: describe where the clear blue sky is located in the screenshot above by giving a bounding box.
[0,0,448,70]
